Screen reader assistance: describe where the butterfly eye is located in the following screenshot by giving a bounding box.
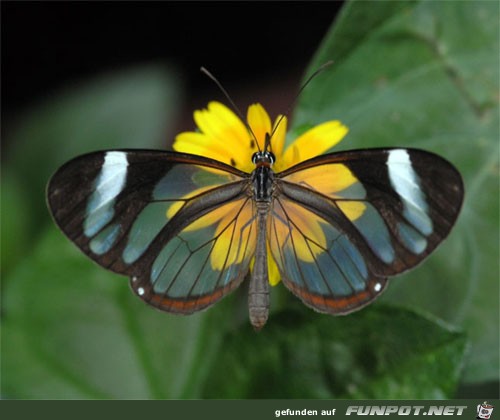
[252,151,276,165]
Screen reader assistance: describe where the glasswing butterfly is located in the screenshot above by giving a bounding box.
[47,72,464,330]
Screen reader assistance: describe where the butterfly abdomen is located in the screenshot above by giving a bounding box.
[248,203,272,330]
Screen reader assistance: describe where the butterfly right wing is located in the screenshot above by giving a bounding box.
[268,148,463,315]
[47,150,257,313]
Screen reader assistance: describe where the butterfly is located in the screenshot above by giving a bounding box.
[47,101,464,330]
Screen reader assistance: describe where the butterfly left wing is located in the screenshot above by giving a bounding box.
[269,148,463,314]
[47,150,256,313]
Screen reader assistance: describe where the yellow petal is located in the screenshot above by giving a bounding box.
[195,102,248,147]
[282,121,349,168]
[174,101,254,172]
[174,132,231,163]
[271,200,327,263]
[166,185,221,226]
[284,163,359,195]
[248,248,282,286]
[290,201,327,249]
[270,115,287,160]
[247,103,272,151]
[337,201,366,221]
[211,200,255,269]
[268,253,281,286]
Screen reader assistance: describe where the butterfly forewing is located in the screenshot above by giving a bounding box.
[273,148,463,314]
[47,150,255,313]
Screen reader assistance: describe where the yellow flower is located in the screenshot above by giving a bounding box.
[173,101,355,286]
[174,101,349,173]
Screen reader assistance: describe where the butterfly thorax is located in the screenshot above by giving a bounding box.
[251,151,276,203]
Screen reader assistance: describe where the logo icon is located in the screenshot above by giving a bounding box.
[477,402,494,419]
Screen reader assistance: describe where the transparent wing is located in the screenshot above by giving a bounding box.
[268,196,387,314]
[48,150,256,313]
[270,148,463,313]
[132,195,257,313]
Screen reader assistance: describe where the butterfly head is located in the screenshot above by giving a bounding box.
[250,130,276,169]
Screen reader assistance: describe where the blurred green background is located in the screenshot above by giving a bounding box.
[2,1,499,399]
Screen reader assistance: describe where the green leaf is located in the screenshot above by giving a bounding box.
[4,64,182,236]
[2,2,493,400]
[202,306,467,399]
[1,170,31,278]
[1,226,233,399]
[1,227,468,399]
[1,63,183,301]
[295,0,499,385]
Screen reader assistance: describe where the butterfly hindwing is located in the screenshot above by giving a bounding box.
[268,194,388,314]
[272,148,463,314]
[131,194,257,313]
[47,150,255,313]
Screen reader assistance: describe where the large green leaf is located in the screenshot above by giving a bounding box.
[3,64,182,237]
[202,306,467,399]
[1,170,31,277]
[294,0,499,384]
[1,64,181,282]
[2,227,467,399]
[2,226,232,399]
[2,2,490,399]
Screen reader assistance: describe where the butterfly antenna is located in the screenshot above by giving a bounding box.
[200,66,261,151]
[269,60,334,140]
